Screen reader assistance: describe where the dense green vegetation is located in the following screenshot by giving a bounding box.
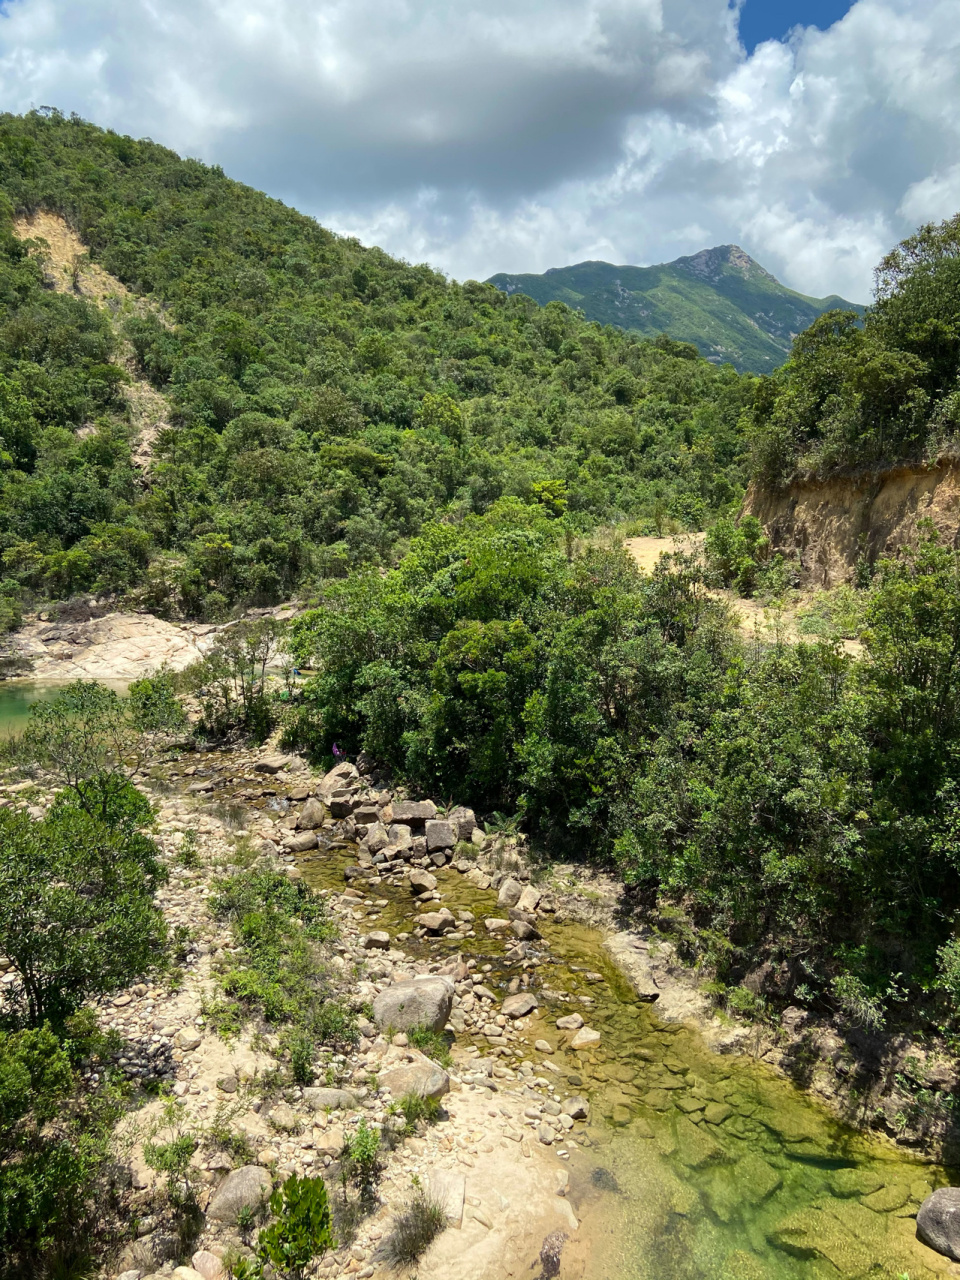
[286,510,960,1025]
[0,108,754,624]
[488,246,865,375]
[751,214,960,482]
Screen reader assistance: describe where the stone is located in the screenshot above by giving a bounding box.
[511,920,539,941]
[297,797,326,829]
[362,931,390,950]
[428,1169,465,1228]
[372,975,455,1033]
[207,1165,273,1223]
[497,878,523,909]
[484,918,511,934]
[416,909,457,934]
[448,806,477,840]
[918,1188,960,1260]
[675,1115,725,1169]
[216,1076,238,1094]
[556,1014,584,1032]
[391,800,437,825]
[283,831,318,852]
[704,1102,733,1125]
[535,1039,554,1054]
[191,1254,227,1280]
[268,1102,301,1132]
[471,828,487,847]
[516,886,541,913]
[502,993,538,1019]
[301,1086,359,1112]
[328,790,357,819]
[571,1027,601,1050]
[365,821,390,853]
[117,1232,179,1272]
[561,1096,589,1120]
[408,869,438,894]
[424,819,456,851]
[254,755,292,774]
[172,1269,206,1280]
[318,761,360,797]
[175,1029,202,1051]
[314,1125,345,1156]
[379,1046,450,1100]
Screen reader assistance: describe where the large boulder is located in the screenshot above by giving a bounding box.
[379,1046,450,1101]
[283,831,318,852]
[425,819,456,851]
[297,797,326,829]
[918,1187,960,1260]
[448,806,477,840]
[318,761,360,799]
[301,1087,358,1112]
[254,755,292,774]
[365,821,390,853]
[206,1165,272,1224]
[497,878,523,909]
[408,868,437,894]
[391,800,437,825]
[372,975,454,1033]
[502,993,538,1019]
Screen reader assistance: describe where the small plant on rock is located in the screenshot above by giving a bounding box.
[407,1024,452,1068]
[397,1091,441,1134]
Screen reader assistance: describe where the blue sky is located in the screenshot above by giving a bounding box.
[738,0,856,52]
[0,1,956,302]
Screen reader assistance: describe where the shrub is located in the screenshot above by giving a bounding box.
[257,1174,336,1280]
[381,1181,446,1268]
[406,1025,452,1068]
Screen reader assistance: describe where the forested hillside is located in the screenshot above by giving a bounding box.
[488,246,864,374]
[0,109,753,626]
[751,215,960,483]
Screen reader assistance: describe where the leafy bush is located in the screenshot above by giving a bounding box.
[406,1025,452,1069]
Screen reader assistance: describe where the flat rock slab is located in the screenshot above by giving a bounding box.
[428,1169,466,1228]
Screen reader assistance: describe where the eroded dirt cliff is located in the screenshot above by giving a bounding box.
[744,461,960,585]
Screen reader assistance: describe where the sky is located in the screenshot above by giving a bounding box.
[0,1,957,303]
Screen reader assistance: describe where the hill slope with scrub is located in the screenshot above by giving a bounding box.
[0,108,753,628]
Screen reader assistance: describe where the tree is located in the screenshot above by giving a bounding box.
[9,677,184,823]
[0,787,167,1029]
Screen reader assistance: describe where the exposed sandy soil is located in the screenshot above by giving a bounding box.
[624,534,863,656]
[744,461,960,587]
[12,210,171,469]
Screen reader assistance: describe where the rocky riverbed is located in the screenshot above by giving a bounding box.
[4,739,960,1280]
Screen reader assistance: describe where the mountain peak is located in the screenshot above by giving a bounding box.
[673,245,775,284]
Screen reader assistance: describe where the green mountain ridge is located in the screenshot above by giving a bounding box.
[487,245,866,373]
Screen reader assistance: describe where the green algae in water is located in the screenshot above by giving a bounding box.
[298,843,955,1279]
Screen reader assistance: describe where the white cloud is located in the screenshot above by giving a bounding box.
[0,0,957,301]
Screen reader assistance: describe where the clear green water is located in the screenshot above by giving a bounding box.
[0,679,128,737]
[207,773,958,1279]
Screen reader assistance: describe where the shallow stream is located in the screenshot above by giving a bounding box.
[298,842,957,1280]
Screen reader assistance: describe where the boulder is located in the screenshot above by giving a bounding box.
[206,1165,273,1223]
[417,910,457,934]
[117,1232,179,1272]
[254,755,291,774]
[511,919,539,941]
[372,975,455,1033]
[408,869,438,894]
[379,1046,450,1101]
[297,797,326,829]
[301,1087,358,1112]
[561,1096,589,1120]
[175,1028,202,1051]
[172,1269,206,1280]
[448,806,477,840]
[556,1014,584,1031]
[571,1026,601,1049]
[918,1187,960,1261]
[484,918,511,933]
[365,821,390,853]
[389,823,414,849]
[497,878,523,909]
[362,931,391,949]
[326,791,355,819]
[353,803,380,824]
[425,819,456,851]
[516,886,541,913]
[267,1102,301,1132]
[318,761,360,797]
[391,800,437,825]
[283,831,318,853]
[192,1254,227,1280]
[502,993,538,1019]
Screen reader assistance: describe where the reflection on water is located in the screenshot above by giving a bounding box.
[298,845,955,1280]
[0,679,128,737]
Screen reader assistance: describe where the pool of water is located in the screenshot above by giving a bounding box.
[294,842,955,1280]
[0,679,128,737]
